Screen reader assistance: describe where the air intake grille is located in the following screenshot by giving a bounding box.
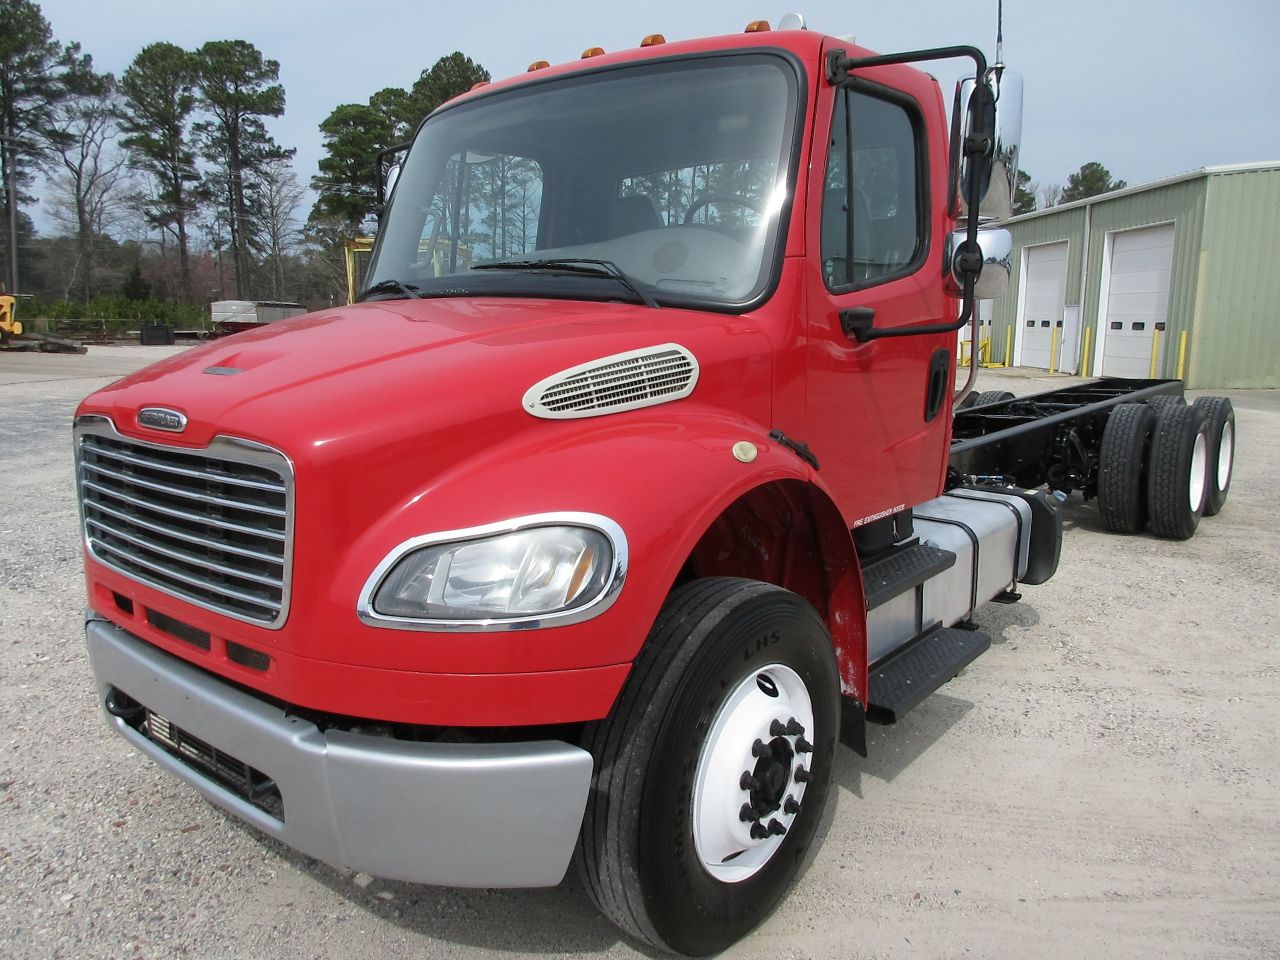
[523,344,699,419]
[75,420,292,627]
[144,710,283,820]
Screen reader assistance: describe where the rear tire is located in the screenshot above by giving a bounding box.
[972,390,1016,407]
[1097,402,1156,533]
[1191,396,1234,516]
[1147,403,1210,540]
[1146,394,1184,415]
[576,578,840,956]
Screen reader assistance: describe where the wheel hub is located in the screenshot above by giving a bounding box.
[748,737,793,815]
[691,664,815,883]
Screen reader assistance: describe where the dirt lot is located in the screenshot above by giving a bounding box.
[2,345,1277,959]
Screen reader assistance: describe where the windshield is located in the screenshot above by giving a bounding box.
[365,54,799,309]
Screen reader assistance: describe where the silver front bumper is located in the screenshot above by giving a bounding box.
[85,615,593,887]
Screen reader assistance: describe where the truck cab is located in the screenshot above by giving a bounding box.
[77,21,1053,956]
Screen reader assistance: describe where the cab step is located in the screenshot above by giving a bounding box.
[862,540,956,610]
[867,626,991,723]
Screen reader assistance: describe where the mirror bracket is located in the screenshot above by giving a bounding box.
[826,44,991,343]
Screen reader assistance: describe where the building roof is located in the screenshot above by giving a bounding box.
[1007,160,1280,225]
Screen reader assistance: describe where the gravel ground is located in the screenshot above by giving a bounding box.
[1,346,1277,959]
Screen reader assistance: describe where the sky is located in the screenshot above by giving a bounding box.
[29,0,1280,230]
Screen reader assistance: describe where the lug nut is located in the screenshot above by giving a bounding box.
[795,736,813,754]
[770,719,787,737]
[749,822,769,840]
[784,796,800,815]
[740,771,760,791]
[785,718,805,736]
[767,818,787,836]
[794,766,811,784]
[751,738,771,758]
[739,803,757,822]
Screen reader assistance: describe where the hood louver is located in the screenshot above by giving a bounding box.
[523,344,699,420]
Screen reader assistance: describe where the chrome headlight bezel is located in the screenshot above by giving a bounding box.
[356,512,628,632]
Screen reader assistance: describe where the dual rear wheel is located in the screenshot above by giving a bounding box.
[1097,395,1234,539]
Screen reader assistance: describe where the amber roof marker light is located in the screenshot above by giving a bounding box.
[641,34,666,47]
[745,20,771,32]
[581,47,606,59]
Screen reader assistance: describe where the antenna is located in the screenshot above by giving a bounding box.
[995,0,1005,67]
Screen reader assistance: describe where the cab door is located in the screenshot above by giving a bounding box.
[804,67,955,528]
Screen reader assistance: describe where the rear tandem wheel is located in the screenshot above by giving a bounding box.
[1146,402,1211,540]
[1097,402,1157,534]
[1192,396,1235,516]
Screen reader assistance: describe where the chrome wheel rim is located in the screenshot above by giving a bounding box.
[691,664,815,883]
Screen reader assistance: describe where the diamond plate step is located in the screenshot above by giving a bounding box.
[867,627,991,724]
[861,541,956,611]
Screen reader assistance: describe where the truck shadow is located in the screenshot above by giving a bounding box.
[213,808,655,956]
[971,596,1041,644]
[1056,495,1109,534]
[834,692,975,803]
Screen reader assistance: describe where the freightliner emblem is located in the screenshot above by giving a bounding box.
[137,407,187,432]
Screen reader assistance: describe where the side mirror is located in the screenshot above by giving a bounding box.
[375,141,412,211]
[383,162,403,202]
[953,69,1023,221]
[946,227,1013,300]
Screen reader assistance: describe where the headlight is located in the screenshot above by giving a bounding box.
[359,514,626,629]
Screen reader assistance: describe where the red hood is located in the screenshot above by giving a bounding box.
[78,296,774,499]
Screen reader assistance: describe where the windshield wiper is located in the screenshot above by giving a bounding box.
[472,257,659,309]
[357,278,424,301]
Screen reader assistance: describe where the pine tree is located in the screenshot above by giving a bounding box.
[193,39,291,299]
[118,42,200,300]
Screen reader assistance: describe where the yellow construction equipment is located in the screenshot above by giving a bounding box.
[344,237,375,305]
[0,293,20,340]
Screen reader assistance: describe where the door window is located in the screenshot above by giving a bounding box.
[821,88,924,289]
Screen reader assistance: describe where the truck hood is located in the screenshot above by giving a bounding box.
[79,295,774,497]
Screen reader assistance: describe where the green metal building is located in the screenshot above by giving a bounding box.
[986,162,1280,388]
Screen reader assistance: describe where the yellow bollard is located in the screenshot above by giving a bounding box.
[1176,330,1188,381]
[1048,325,1060,373]
[1149,327,1163,378]
[1004,330,1012,367]
[1082,327,1093,378]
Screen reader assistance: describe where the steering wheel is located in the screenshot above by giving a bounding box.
[683,194,764,225]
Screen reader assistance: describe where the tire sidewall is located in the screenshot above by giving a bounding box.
[1193,396,1234,516]
[638,589,840,955]
[1149,404,1210,539]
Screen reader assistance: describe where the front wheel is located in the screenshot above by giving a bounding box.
[576,578,841,956]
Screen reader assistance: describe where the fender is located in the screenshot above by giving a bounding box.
[322,402,867,694]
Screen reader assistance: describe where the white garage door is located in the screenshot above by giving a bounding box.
[1100,224,1174,378]
[1018,242,1068,369]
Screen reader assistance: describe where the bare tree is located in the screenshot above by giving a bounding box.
[47,76,131,299]
[258,156,304,299]
[1037,183,1064,209]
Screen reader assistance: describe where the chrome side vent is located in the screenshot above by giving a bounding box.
[523,344,699,420]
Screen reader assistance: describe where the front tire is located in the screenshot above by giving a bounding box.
[576,578,840,956]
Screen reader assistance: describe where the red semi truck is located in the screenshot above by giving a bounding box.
[76,18,1234,955]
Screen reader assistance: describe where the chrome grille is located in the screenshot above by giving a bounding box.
[76,418,293,627]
